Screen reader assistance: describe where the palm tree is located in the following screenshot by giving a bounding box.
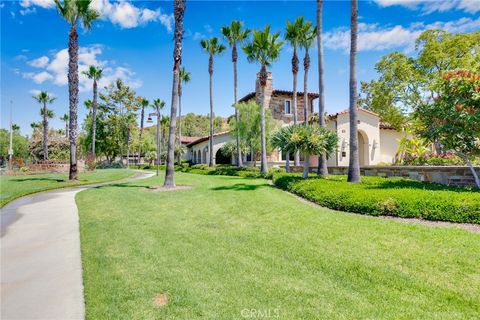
[243,25,283,174]
[54,0,99,180]
[164,0,186,188]
[33,91,56,160]
[300,20,316,123]
[348,0,361,183]
[285,17,304,167]
[82,65,102,159]
[137,97,149,165]
[152,99,165,169]
[60,113,69,138]
[200,37,226,167]
[317,0,328,176]
[221,20,250,167]
[178,67,191,163]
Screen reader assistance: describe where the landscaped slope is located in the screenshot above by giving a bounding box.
[0,169,135,207]
[77,173,480,320]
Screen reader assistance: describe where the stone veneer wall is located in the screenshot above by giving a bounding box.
[28,160,85,173]
[316,166,478,187]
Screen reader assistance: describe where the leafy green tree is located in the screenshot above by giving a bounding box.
[272,124,337,178]
[0,129,29,161]
[33,91,56,160]
[54,0,99,179]
[29,129,69,161]
[136,96,149,165]
[243,25,284,173]
[165,0,186,188]
[222,20,250,167]
[82,65,102,158]
[414,70,480,188]
[200,37,226,166]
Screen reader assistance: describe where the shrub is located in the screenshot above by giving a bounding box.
[96,162,125,169]
[272,173,480,224]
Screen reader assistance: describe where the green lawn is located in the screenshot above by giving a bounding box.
[0,169,135,207]
[77,173,480,320]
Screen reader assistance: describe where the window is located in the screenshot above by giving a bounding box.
[284,100,291,114]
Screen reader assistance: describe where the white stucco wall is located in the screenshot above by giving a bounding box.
[189,132,233,165]
[379,129,404,164]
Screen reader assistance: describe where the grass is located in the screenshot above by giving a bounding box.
[0,169,135,207]
[77,172,480,319]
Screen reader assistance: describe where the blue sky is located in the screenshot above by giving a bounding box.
[1,0,479,135]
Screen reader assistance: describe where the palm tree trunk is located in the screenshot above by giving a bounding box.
[347,0,360,183]
[259,64,268,174]
[177,90,182,165]
[302,153,310,178]
[285,152,290,173]
[208,55,214,167]
[127,126,131,169]
[65,122,68,139]
[156,107,161,175]
[303,51,310,123]
[68,25,79,180]
[164,0,185,188]
[138,105,145,165]
[317,0,328,176]
[92,78,97,159]
[292,48,300,167]
[233,46,242,167]
[43,102,48,160]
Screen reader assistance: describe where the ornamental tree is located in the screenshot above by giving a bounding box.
[414,70,480,188]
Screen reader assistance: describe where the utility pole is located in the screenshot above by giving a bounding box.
[8,100,14,168]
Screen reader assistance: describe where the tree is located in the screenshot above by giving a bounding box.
[299,18,316,124]
[178,67,191,163]
[285,17,304,167]
[272,124,337,178]
[316,0,328,176]
[152,98,165,167]
[60,113,69,138]
[200,37,226,166]
[165,0,186,188]
[414,70,480,188]
[54,0,99,180]
[221,20,250,167]
[0,129,29,161]
[33,91,56,160]
[82,65,102,158]
[231,101,276,167]
[347,0,360,183]
[136,97,149,165]
[243,25,284,174]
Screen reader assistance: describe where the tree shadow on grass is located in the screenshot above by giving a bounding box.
[210,183,272,191]
[10,177,65,183]
[92,183,153,190]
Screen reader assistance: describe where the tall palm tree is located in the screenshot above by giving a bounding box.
[348,0,361,183]
[152,99,165,168]
[82,65,102,159]
[33,91,56,160]
[285,17,304,167]
[317,0,328,176]
[137,97,149,165]
[164,0,186,188]
[60,113,69,138]
[221,20,250,167]
[200,37,226,167]
[300,20,316,123]
[178,67,191,163]
[243,25,283,174]
[54,0,99,180]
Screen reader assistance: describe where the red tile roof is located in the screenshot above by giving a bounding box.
[186,131,231,147]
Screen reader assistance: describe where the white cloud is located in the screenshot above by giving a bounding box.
[14,54,28,61]
[324,17,480,52]
[28,56,49,68]
[374,0,480,14]
[22,45,141,92]
[193,32,206,41]
[20,0,55,9]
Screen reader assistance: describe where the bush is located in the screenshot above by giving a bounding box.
[272,173,480,224]
[96,162,125,169]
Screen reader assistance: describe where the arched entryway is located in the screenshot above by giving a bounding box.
[215,149,230,165]
[358,130,369,166]
[197,150,202,164]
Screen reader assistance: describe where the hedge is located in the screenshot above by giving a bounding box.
[272,173,480,224]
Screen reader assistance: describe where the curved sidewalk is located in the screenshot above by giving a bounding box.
[0,171,154,320]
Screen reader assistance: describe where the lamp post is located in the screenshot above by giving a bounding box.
[8,100,14,169]
[147,110,161,176]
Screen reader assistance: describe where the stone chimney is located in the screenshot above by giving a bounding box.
[255,72,273,109]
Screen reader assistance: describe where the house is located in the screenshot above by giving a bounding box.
[185,73,404,167]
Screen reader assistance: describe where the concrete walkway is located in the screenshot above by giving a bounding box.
[1,171,154,320]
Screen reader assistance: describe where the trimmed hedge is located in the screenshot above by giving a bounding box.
[273,173,480,224]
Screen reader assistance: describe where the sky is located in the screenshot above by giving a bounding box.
[1,0,479,135]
